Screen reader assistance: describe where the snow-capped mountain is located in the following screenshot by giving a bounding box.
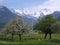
[14,8,53,18]
[14,9,38,25]
[13,8,53,25]
[0,6,60,29]
[40,8,54,15]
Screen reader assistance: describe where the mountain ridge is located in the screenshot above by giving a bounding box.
[0,6,60,29]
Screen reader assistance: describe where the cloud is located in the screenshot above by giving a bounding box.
[32,0,60,11]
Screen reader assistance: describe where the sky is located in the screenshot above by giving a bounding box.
[0,0,47,9]
[0,0,60,11]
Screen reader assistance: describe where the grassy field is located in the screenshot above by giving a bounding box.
[0,33,60,45]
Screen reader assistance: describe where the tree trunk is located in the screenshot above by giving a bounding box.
[49,33,52,39]
[44,33,47,39]
[12,34,14,41]
[19,34,22,40]
[44,33,52,39]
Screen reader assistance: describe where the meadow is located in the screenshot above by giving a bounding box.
[0,33,60,45]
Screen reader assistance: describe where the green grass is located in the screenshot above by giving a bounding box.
[0,33,60,45]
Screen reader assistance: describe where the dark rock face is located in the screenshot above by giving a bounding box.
[0,6,17,28]
[51,11,60,20]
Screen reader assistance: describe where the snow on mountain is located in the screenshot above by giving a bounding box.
[14,9,35,18]
[12,8,54,25]
[40,8,54,15]
[14,9,38,25]
[14,8,53,18]
[0,6,60,28]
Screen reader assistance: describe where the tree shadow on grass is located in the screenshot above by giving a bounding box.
[23,37,43,41]
[23,37,38,40]
[0,37,12,42]
[49,39,60,43]
[0,37,23,42]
